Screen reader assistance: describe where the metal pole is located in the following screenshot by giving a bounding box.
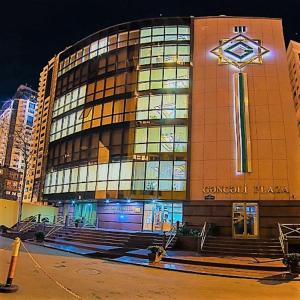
[197,232,200,253]
[0,237,21,293]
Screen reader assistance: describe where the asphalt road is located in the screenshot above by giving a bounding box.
[0,236,299,300]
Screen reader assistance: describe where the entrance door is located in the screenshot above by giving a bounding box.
[74,203,97,226]
[232,203,258,238]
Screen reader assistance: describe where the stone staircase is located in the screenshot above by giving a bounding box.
[201,236,283,258]
[44,227,177,252]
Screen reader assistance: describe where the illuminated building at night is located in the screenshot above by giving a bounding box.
[0,85,37,173]
[287,40,300,135]
[27,17,300,237]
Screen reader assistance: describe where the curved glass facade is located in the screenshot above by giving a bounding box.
[44,19,191,210]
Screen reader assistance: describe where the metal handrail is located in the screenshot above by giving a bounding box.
[278,223,286,255]
[45,216,65,238]
[18,214,39,232]
[165,223,178,249]
[197,222,209,253]
[278,223,300,255]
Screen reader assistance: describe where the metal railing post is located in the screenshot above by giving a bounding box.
[197,232,200,253]
[65,215,68,228]
[163,231,166,249]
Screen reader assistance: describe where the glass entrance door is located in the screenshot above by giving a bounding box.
[74,203,97,226]
[232,203,259,238]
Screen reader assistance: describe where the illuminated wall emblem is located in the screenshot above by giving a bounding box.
[211,34,269,69]
[211,32,270,173]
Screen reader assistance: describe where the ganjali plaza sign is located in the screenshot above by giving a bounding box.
[202,185,289,194]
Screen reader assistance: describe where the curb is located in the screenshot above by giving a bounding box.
[105,257,300,282]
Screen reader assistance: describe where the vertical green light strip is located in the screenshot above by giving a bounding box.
[234,72,252,173]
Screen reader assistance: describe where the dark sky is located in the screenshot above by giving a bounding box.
[0,0,299,105]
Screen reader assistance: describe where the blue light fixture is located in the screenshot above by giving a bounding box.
[105,199,110,204]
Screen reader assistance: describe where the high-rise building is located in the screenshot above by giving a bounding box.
[27,17,300,237]
[24,57,60,203]
[287,40,300,134]
[0,85,37,173]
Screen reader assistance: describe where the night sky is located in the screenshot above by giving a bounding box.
[0,0,299,105]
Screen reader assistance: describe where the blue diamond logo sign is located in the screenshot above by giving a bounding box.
[211,34,269,69]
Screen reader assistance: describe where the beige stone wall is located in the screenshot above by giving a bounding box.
[190,17,300,200]
[0,199,58,227]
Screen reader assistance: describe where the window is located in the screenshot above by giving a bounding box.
[140,25,190,44]
[136,94,188,120]
[138,67,189,91]
[234,26,246,33]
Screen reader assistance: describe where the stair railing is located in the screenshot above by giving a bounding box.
[165,223,179,249]
[45,216,65,238]
[197,222,209,253]
[278,223,300,255]
[278,223,286,255]
[18,215,39,232]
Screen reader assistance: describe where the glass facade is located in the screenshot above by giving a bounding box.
[45,20,191,208]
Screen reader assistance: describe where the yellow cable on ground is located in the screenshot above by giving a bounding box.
[20,241,85,300]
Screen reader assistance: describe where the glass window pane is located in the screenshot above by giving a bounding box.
[159,180,172,191]
[137,96,149,111]
[152,27,164,36]
[97,164,108,181]
[140,47,151,58]
[152,46,163,56]
[148,127,160,142]
[108,163,120,180]
[145,180,158,191]
[120,162,132,180]
[141,28,151,37]
[71,167,78,183]
[133,180,144,190]
[133,162,145,179]
[165,26,177,34]
[176,95,188,108]
[88,165,97,182]
[151,69,163,81]
[173,162,186,179]
[178,45,190,55]
[159,161,173,179]
[79,166,87,182]
[135,128,147,143]
[178,26,190,34]
[164,68,176,80]
[139,70,150,82]
[175,126,188,142]
[177,68,189,79]
[146,161,159,179]
[165,45,177,55]
[149,95,162,110]
[161,126,174,142]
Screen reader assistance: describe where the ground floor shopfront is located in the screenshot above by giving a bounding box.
[56,199,300,237]
[58,200,183,232]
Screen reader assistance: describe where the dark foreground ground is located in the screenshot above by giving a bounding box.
[0,236,299,300]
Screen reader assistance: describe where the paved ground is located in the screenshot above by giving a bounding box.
[0,237,300,300]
